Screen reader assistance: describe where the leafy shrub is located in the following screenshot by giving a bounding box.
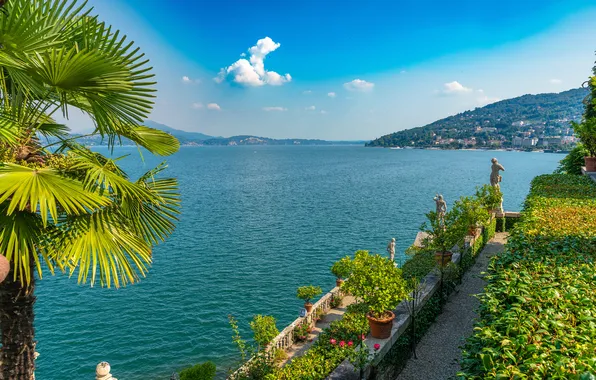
[249,315,279,349]
[572,118,596,156]
[556,144,589,175]
[179,362,216,380]
[475,184,502,211]
[342,250,409,319]
[459,174,596,378]
[296,285,322,304]
[330,256,352,279]
[401,250,435,281]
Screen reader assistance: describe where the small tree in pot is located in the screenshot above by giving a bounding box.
[330,256,352,287]
[572,118,596,172]
[250,315,279,351]
[342,250,409,339]
[453,196,489,237]
[296,285,322,314]
[475,184,502,215]
[421,209,464,267]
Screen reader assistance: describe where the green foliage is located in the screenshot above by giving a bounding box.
[293,321,311,342]
[249,315,279,350]
[453,196,490,232]
[475,184,502,212]
[330,293,343,308]
[179,362,216,380]
[342,250,409,319]
[572,119,596,156]
[228,315,247,362]
[401,250,435,281]
[330,256,352,279]
[420,209,465,254]
[459,174,596,378]
[296,285,322,304]
[556,144,589,175]
[366,88,587,148]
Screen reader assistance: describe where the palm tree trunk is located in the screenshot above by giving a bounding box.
[0,264,36,380]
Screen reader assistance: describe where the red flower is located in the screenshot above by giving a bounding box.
[330,338,337,345]
[339,341,346,347]
[374,343,381,351]
[348,341,354,347]
[360,334,366,340]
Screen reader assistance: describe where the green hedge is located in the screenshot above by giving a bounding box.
[459,174,596,378]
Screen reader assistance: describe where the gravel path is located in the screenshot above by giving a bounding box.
[395,233,508,380]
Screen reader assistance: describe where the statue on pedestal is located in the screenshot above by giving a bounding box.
[434,194,447,227]
[490,158,505,211]
[96,362,117,380]
[386,238,396,262]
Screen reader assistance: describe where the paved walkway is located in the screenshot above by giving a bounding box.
[395,233,508,380]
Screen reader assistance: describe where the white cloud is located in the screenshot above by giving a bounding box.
[182,76,200,84]
[240,52,246,57]
[305,105,316,111]
[303,90,312,94]
[550,78,562,84]
[263,106,287,112]
[400,70,406,74]
[207,103,221,111]
[191,102,204,109]
[214,37,291,87]
[441,81,473,95]
[320,110,328,114]
[327,92,336,98]
[477,89,484,93]
[343,79,374,92]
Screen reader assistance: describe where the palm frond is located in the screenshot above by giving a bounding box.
[0,163,109,225]
[54,209,152,287]
[0,207,55,285]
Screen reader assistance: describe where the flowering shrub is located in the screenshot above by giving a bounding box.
[459,174,596,378]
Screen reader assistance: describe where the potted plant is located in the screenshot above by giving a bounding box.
[572,118,596,171]
[330,256,352,287]
[453,196,489,237]
[475,184,502,215]
[421,209,464,267]
[296,285,322,314]
[342,250,409,339]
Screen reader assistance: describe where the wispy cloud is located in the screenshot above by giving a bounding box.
[477,95,501,106]
[327,92,336,98]
[305,105,316,111]
[207,103,221,111]
[440,81,473,95]
[550,78,562,84]
[320,110,328,114]
[191,102,204,109]
[344,79,374,92]
[263,106,288,112]
[214,37,291,86]
[182,76,201,84]
[303,90,312,95]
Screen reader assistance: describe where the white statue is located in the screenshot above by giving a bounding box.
[490,158,505,188]
[434,194,447,226]
[386,238,396,262]
[96,362,117,380]
[490,158,505,211]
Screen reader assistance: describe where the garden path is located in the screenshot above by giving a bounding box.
[394,232,508,380]
[282,295,356,365]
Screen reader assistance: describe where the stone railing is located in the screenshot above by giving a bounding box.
[228,285,343,379]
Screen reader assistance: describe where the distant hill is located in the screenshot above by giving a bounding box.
[143,120,216,142]
[200,135,364,146]
[367,88,588,148]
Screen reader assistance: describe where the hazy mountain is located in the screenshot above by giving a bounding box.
[143,120,216,141]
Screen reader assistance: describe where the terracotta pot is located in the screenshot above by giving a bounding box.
[335,278,344,287]
[304,302,313,313]
[367,311,395,339]
[468,225,476,236]
[434,251,453,267]
[585,157,596,172]
[0,254,9,284]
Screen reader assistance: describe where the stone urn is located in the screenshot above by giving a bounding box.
[0,254,9,284]
[585,157,596,172]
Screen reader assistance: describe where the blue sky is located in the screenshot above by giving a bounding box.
[66,0,596,140]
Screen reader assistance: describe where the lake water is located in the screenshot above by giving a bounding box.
[34,147,561,379]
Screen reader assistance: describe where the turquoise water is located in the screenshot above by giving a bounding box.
[34,147,560,379]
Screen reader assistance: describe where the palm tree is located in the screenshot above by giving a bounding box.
[0,1,181,378]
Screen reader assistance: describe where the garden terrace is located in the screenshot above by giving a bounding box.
[459,174,596,378]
